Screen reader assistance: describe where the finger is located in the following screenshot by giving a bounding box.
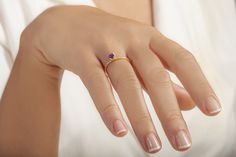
[78,53,128,137]
[102,53,162,153]
[173,83,195,110]
[146,55,196,110]
[129,47,192,151]
[150,33,222,116]
[133,66,195,111]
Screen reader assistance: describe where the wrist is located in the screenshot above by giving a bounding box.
[0,44,62,156]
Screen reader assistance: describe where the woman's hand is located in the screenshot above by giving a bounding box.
[18,5,221,153]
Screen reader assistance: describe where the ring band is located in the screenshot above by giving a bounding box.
[105,53,129,74]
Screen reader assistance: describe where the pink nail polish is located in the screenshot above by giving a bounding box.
[206,96,222,114]
[113,120,126,135]
[175,130,191,150]
[145,132,161,153]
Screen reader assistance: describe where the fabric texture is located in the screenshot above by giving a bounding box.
[0,0,235,157]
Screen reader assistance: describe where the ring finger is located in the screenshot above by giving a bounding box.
[100,51,162,153]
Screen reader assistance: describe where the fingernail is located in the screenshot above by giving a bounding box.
[175,130,191,150]
[113,120,126,135]
[206,96,222,114]
[145,132,161,153]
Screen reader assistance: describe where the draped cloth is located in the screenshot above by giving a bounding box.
[0,0,235,156]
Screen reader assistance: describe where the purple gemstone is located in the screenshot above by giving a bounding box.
[108,53,115,59]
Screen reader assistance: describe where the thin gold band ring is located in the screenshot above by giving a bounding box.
[105,53,129,74]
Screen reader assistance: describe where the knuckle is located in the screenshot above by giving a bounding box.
[162,39,196,65]
[124,74,139,84]
[146,66,171,85]
[126,26,154,48]
[165,111,182,123]
[173,47,195,63]
[198,80,209,88]
[132,113,152,126]
[114,73,140,91]
[100,104,118,117]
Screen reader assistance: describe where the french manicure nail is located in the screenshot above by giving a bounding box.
[175,130,191,150]
[206,96,222,114]
[114,120,126,135]
[146,132,161,153]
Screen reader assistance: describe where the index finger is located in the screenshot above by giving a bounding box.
[150,32,221,116]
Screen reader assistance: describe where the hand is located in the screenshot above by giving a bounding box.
[20,5,221,153]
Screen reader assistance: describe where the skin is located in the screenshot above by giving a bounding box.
[0,5,221,157]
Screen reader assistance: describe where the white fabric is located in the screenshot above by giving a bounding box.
[0,0,235,157]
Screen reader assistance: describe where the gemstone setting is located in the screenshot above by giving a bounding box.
[108,53,115,59]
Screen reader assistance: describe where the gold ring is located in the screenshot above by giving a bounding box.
[105,53,129,74]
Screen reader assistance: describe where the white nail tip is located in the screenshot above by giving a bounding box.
[148,147,160,153]
[176,130,191,150]
[208,107,222,114]
[206,96,222,114]
[177,143,191,150]
[146,132,161,153]
[114,120,126,135]
[116,129,127,135]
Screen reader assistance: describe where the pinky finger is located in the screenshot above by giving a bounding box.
[173,83,195,111]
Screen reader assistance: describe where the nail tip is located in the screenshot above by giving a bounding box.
[113,120,127,136]
[148,147,161,153]
[175,130,191,151]
[178,143,192,150]
[146,132,161,154]
[116,129,127,135]
[206,96,222,114]
[208,107,222,115]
